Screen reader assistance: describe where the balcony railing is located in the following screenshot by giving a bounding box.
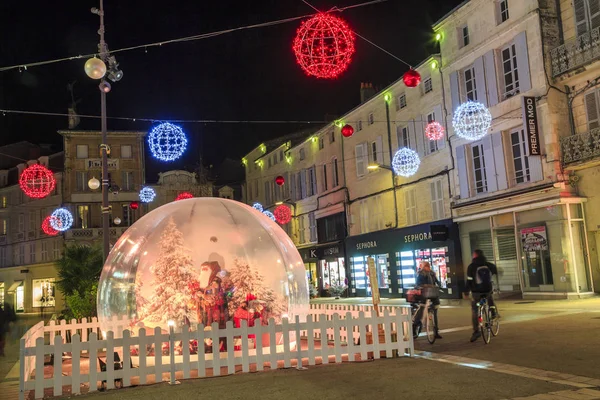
[551,27,600,77]
[561,128,600,164]
[65,227,127,240]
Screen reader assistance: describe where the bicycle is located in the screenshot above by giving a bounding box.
[475,293,500,344]
[409,288,442,344]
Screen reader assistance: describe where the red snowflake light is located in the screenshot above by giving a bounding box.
[403,69,421,88]
[293,13,355,79]
[41,216,59,236]
[129,201,139,210]
[19,164,56,199]
[175,192,193,201]
[275,176,285,186]
[273,205,292,225]
[341,124,354,138]
[425,121,445,141]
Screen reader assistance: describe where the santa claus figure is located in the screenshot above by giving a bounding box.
[196,261,223,326]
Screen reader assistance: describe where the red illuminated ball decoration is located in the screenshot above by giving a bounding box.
[403,69,421,88]
[341,124,354,138]
[273,205,292,225]
[129,201,139,210]
[425,121,445,141]
[275,176,285,186]
[293,13,355,79]
[19,164,56,199]
[41,216,59,236]
[175,192,193,201]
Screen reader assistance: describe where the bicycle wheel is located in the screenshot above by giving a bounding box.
[426,311,436,344]
[480,306,492,344]
[489,309,500,337]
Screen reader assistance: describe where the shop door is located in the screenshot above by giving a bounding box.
[15,285,25,312]
[520,226,553,290]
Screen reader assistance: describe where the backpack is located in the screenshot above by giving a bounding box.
[474,264,493,291]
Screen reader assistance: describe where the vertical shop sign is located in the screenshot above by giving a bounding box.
[367,257,380,309]
[521,96,541,156]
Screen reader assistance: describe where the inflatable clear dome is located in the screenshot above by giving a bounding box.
[97,198,309,332]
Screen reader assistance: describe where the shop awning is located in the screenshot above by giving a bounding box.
[8,280,23,292]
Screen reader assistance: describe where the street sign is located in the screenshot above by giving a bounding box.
[367,257,380,313]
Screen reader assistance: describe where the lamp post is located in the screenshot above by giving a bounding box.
[85,0,123,260]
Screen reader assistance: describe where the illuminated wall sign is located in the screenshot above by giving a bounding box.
[522,96,541,156]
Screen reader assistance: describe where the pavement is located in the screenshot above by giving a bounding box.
[3,296,600,400]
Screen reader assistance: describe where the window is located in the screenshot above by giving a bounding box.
[77,205,90,229]
[309,212,317,242]
[29,210,36,232]
[32,278,55,307]
[359,200,369,233]
[471,142,488,193]
[76,145,89,159]
[29,243,36,264]
[18,214,24,233]
[584,89,600,130]
[322,164,328,191]
[122,204,132,226]
[0,247,5,267]
[427,113,439,154]
[459,24,470,48]
[510,129,531,184]
[298,216,306,244]
[76,171,88,192]
[355,143,367,177]
[463,66,478,101]
[53,239,62,259]
[423,77,433,94]
[319,137,324,150]
[397,94,407,111]
[370,141,379,164]
[329,130,335,143]
[307,167,317,197]
[397,126,410,149]
[19,244,25,264]
[1,219,6,235]
[41,241,48,262]
[357,120,363,131]
[497,0,509,24]
[501,43,520,99]
[254,180,259,200]
[121,145,132,159]
[405,189,418,226]
[332,158,339,187]
[122,171,134,191]
[268,157,272,168]
[368,113,374,125]
[430,179,445,220]
[299,148,306,161]
[574,0,600,36]
[265,181,272,204]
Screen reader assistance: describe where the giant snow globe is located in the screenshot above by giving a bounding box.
[97,198,309,342]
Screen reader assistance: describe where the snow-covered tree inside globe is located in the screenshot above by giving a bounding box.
[97,198,309,341]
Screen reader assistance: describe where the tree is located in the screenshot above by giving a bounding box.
[136,217,196,326]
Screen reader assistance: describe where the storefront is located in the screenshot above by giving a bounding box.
[0,262,62,313]
[456,199,594,298]
[297,247,318,288]
[345,219,463,299]
[299,242,346,296]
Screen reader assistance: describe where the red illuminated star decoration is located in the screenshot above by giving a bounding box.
[175,192,193,201]
[19,164,56,199]
[293,13,355,79]
[41,216,59,236]
[273,205,292,225]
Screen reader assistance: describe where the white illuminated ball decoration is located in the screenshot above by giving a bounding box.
[148,122,188,162]
[452,101,492,141]
[50,208,73,232]
[252,203,264,212]
[392,147,421,177]
[139,187,156,203]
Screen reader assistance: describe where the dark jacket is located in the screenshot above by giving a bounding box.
[416,270,440,287]
[466,256,498,293]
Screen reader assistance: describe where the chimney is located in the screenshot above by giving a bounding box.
[360,82,376,104]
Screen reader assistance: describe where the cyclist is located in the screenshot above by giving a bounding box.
[413,261,442,339]
[466,249,499,342]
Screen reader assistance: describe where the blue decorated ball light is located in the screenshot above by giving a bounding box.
[392,147,421,177]
[148,122,188,162]
[50,208,74,232]
[139,187,156,203]
[452,101,492,141]
[263,210,276,222]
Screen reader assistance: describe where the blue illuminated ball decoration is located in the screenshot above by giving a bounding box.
[139,187,156,203]
[263,210,276,222]
[252,203,264,212]
[452,101,492,141]
[392,147,421,177]
[50,208,74,232]
[148,122,188,162]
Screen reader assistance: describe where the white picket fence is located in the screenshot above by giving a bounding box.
[19,308,412,400]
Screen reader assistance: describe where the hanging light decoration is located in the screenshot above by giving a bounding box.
[50,208,73,232]
[341,124,354,138]
[252,203,264,212]
[403,69,421,88]
[392,148,421,177]
[148,122,188,162]
[19,164,56,199]
[84,57,107,79]
[275,176,285,186]
[88,177,100,190]
[129,201,139,210]
[175,192,193,201]
[452,101,492,141]
[273,205,292,225]
[263,210,276,222]
[292,13,355,79]
[425,121,445,141]
[139,187,156,203]
[41,216,59,236]
[114,217,122,225]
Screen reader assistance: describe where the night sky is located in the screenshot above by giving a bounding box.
[0,0,463,181]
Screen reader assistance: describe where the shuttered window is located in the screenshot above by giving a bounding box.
[510,129,531,184]
[469,231,494,260]
[355,143,367,177]
[495,228,517,261]
[405,189,418,226]
[471,143,488,193]
[584,90,600,130]
[430,179,445,221]
[574,0,600,36]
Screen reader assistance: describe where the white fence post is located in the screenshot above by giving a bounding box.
[71,334,81,395]
[53,334,62,396]
[153,327,162,384]
[138,328,147,385]
[34,337,44,399]
[318,314,328,364]
[88,332,98,393]
[306,315,315,366]
[122,330,132,387]
[210,323,221,377]
[181,327,190,379]
[106,330,115,390]
[196,325,206,378]
[282,318,291,369]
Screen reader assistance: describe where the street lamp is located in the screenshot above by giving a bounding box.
[85,0,122,261]
[367,163,393,172]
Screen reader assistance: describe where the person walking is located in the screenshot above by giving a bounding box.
[466,249,499,342]
[0,302,16,356]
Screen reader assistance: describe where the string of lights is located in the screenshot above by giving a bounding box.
[0,0,389,73]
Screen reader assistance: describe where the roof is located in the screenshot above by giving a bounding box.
[433,0,470,28]
[244,126,324,159]
[57,130,147,137]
